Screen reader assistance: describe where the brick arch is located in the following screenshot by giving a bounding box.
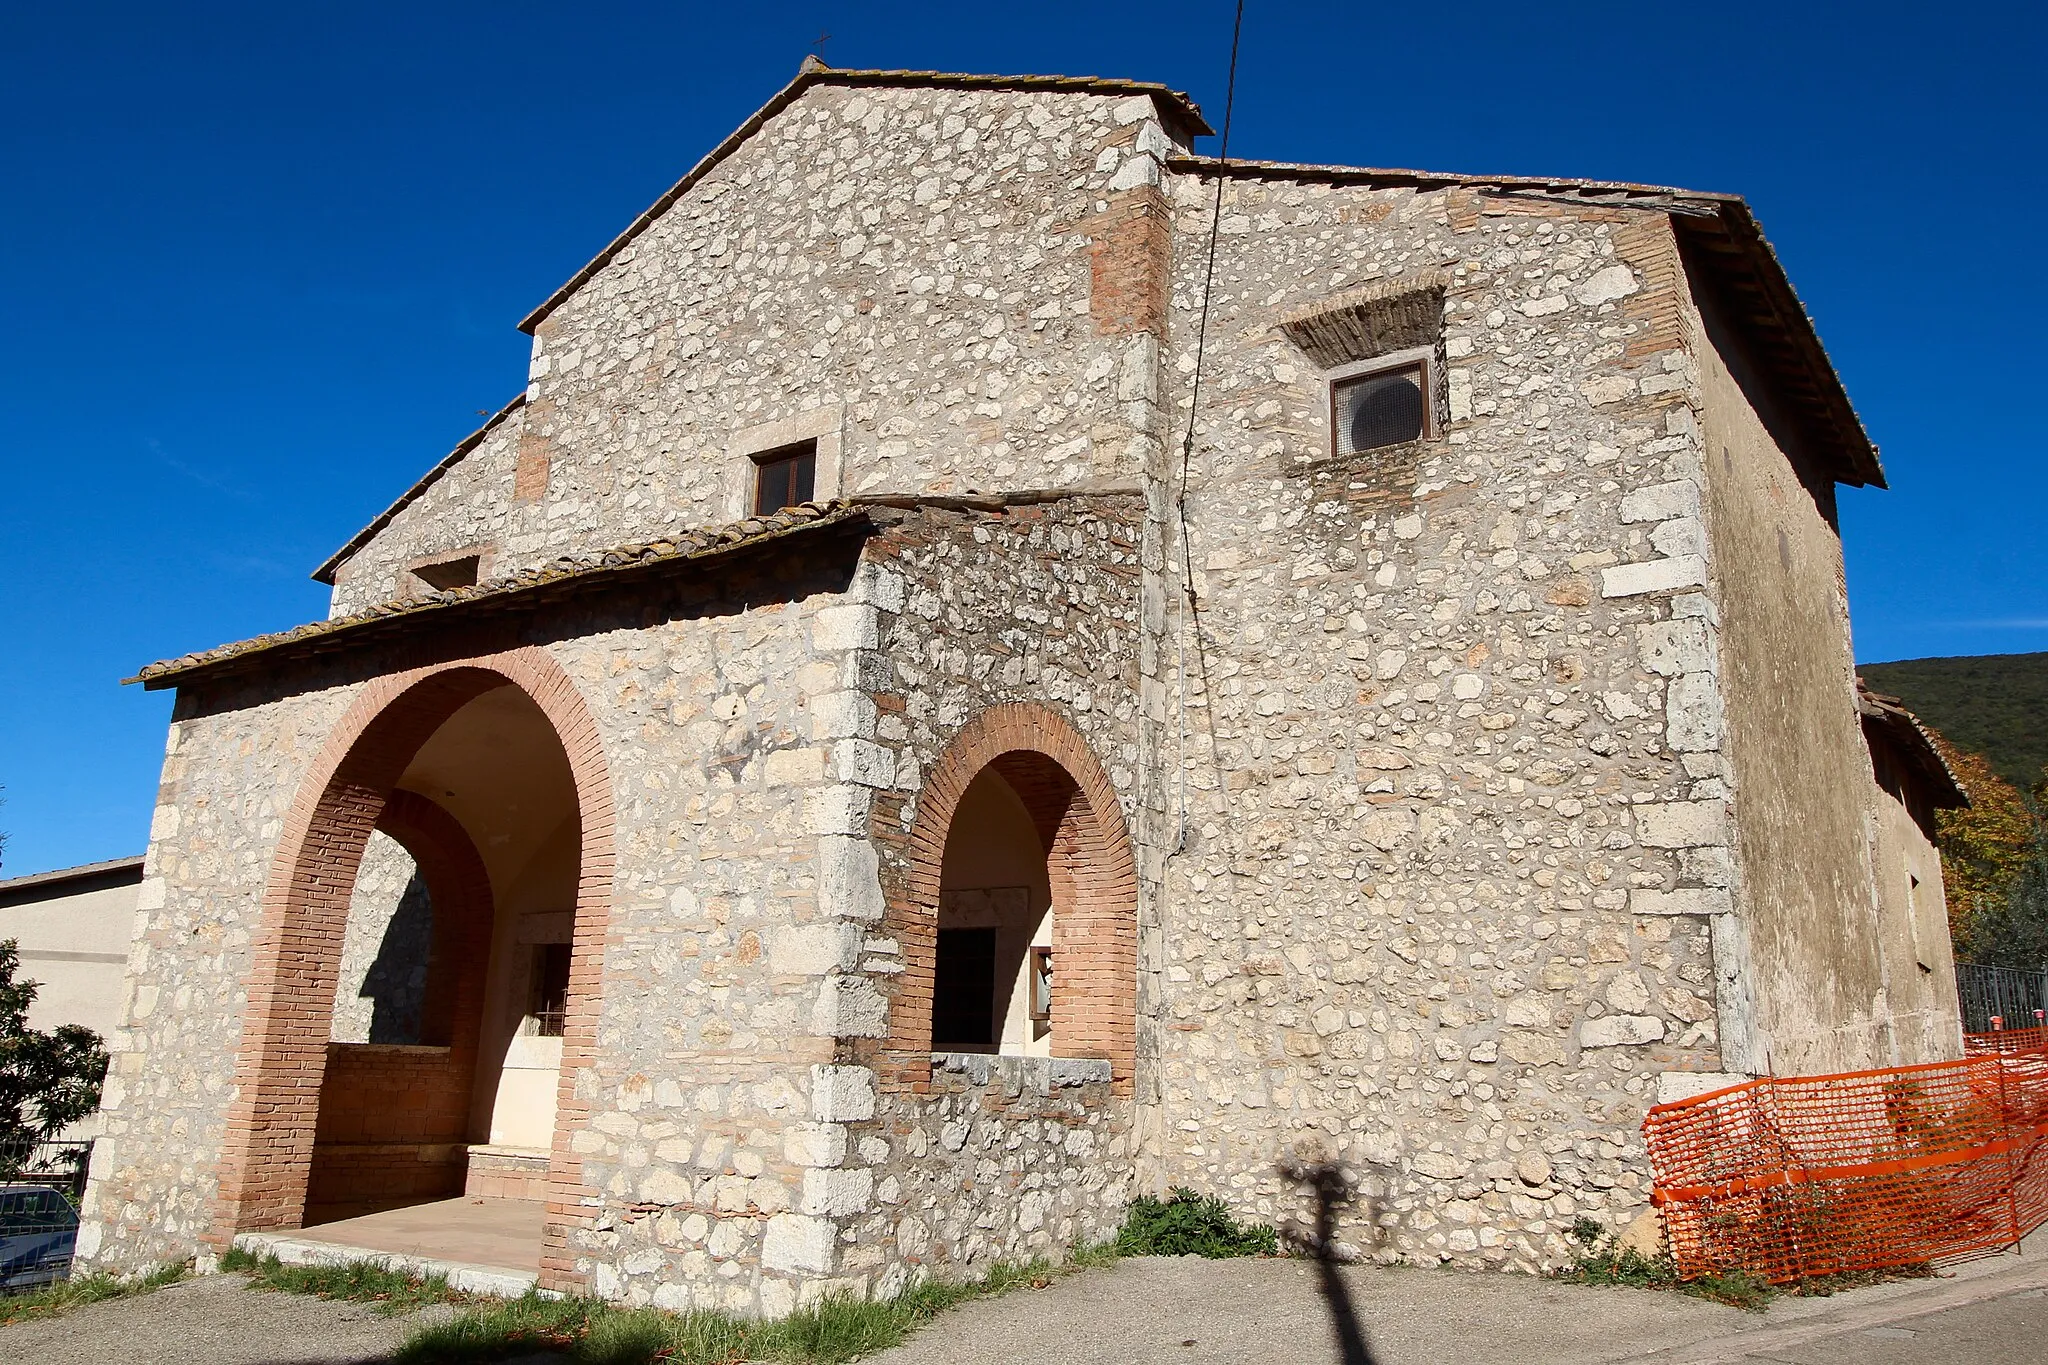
[373,791,494,1052]
[883,702,1136,1094]
[305,791,494,1218]
[208,647,614,1292]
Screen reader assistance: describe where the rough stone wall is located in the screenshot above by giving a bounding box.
[483,504,1144,1312]
[1865,750,1963,1061]
[860,497,1146,877]
[329,831,431,1044]
[491,539,881,1314]
[1680,260,1906,1075]
[328,84,1186,614]
[78,677,363,1268]
[1150,174,1735,1268]
[79,530,886,1299]
[819,500,1146,1293]
[863,1054,1128,1293]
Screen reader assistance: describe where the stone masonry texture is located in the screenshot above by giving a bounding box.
[82,68,1956,1308]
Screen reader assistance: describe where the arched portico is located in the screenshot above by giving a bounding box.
[208,647,613,1291]
[882,702,1137,1094]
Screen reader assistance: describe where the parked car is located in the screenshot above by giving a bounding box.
[0,1184,79,1292]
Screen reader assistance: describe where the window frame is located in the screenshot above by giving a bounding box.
[526,941,572,1039]
[750,440,818,516]
[1326,345,1439,458]
[723,407,845,520]
[1028,946,1053,1025]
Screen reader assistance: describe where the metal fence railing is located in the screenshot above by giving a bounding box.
[1956,962,2048,1034]
[0,1141,93,1203]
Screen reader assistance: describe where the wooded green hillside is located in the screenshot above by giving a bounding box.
[1859,651,2048,789]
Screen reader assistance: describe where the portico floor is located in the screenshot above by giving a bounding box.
[304,1196,545,1270]
[232,1196,546,1297]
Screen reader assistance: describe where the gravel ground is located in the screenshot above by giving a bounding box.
[4,1242,2043,1365]
[0,1271,457,1365]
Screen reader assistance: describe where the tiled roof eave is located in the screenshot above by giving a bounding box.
[1162,154,1727,202]
[1858,684,1971,808]
[0,855,147,895]
[129,502,874,691]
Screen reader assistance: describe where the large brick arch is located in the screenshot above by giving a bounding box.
[882,702,1136,1094]
[208,648,614,1291]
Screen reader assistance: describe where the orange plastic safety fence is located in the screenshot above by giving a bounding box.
[1644,1039,2048,1284]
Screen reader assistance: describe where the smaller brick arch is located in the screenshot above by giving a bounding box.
[883,702,1136,1094]
[305,791,494,1217]
[377,790,495,1051]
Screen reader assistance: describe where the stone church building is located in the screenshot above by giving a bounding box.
[80,64,1965,1310]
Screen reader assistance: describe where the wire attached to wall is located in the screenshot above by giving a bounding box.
[1172,0,1246,859]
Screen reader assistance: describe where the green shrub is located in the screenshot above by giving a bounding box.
[1553,1216,1773,1311]
[1114,1187,1278,1258]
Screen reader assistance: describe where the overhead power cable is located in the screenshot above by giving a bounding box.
[1172,0,1246,856]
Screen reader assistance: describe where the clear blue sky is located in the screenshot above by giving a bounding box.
[2,1,2042,876]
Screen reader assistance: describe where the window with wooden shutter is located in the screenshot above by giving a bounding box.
[751,442,817,514]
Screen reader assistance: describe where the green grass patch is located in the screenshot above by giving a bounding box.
[220,1246,473,1315]
[1553,1217,1775,1311]
[369,1186,1270,1363]
[1550,1218,1930,1312]
[1113,1187,1279,1258]
[0,1259,189,1324]
[394,1254,1076,1365]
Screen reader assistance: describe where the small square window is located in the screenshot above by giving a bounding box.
[1333,362,1429,455]
[931,928,997,1048]
[752,442,817,515]
[528,942,572,1038]
[412,554,480,592]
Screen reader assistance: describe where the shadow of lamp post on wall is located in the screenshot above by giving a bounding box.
[1278,1153,1382,1365]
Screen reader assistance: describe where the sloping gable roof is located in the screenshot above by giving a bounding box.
[0,856,146,901]
[514,61,1213,336]
[1858,681,1970,808]
[313,393,526,585]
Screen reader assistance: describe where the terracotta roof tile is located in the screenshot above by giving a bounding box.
[1858,680,1970,808]
[132,502,868,689]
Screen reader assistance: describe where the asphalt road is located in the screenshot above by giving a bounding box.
[870,1248,2048,1365]
[1,1247,2041,1365]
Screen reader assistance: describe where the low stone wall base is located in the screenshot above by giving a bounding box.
[465,1145,551,1201]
